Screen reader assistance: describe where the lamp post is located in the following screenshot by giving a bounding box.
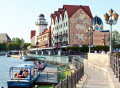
[104,9,119,53]
[59,35,63,55]
[86,27,94,53]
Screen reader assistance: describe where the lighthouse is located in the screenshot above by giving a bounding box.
[35,14,48,36]
[35,14,48,45]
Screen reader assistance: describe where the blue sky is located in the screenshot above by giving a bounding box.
[0,0,119,43]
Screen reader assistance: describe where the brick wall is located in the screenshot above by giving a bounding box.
[69,7,92,45]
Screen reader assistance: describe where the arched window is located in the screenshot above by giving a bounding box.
[95,27,99,31]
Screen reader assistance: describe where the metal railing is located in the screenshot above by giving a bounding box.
[53,59,84,88]
[110,55,120,82]
[51,51,58,55]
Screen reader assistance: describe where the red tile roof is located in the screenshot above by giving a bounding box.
[38,29,50,36]
[31,30,36,39]
[51,5,93,24]
[58,8,64,20]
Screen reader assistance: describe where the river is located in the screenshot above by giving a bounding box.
[0,55,34,88]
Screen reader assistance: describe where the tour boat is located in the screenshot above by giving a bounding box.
[7,64,39,88]
[22,55,29,61]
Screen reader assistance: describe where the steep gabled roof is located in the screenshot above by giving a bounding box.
[63,5,93,18]
[50,5,93,24]
[63,5,79,17]
[58,8,64,20]
[54,11,59,22]
[0,33,11,42]
[39,29,50,36]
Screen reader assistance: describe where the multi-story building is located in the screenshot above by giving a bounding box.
[92,16,110,46]
[0,33,12,43]
[31,30,36,45]
[37,26,51,48]
[31,14,51,48]
[31,5,110,48]
[50,5,93,46]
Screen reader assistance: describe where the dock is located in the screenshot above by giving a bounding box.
[36,65,58,84]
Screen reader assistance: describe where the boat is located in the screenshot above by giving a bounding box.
[7,64,39,88]
[6,51,12,57]
[22,55,29,61]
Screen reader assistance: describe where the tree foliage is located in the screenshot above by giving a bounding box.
[108,30,120,49]
[0,43,31,51]
[12,37,25,44]
[65,45,109,53]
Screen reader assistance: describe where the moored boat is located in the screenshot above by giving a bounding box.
[6,51,12,57]
[22,55,29,61]
[7,64,39,88]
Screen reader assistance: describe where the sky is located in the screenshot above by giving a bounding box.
[0,0,120,43]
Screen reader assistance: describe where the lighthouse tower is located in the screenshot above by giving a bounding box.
[35,14,48,45]
[35,14,48,36]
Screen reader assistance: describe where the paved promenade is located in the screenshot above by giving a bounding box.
[76,66,110,88]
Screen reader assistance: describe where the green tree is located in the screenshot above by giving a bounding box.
[112,30,120,49]
[12,37,25,44]
[0,43,6,51]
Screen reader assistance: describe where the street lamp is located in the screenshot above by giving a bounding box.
[104,9,119,53]
[86,27,94,53]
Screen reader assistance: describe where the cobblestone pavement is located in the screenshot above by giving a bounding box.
[76,66,110,88]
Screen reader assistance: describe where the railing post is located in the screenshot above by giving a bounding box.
[61,80,62,88]
[52,84,55,88]
[71,72,72,88]
[75,70,76,88]
[118,58,120,82]
[76,69,78,83]
[116,56,118,78]
[115,56,117,75]
[67,75,68,88]
[47,72,48,81]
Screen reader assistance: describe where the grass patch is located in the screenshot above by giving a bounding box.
[32,85,52,88]
[58,65,71,82]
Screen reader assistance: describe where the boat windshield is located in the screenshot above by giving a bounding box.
[9,64,38,80]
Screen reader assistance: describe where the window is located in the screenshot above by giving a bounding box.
[64,23,65,27]
[57,26,58,30]
[66,22,67,26]
[95,27,99,31]
[61,24,62,28]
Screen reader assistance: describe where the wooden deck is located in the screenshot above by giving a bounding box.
[36,65,58,84]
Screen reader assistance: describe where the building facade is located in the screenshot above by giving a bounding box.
[0,33,12,43]
[31,30,36,45]
[92,16,110,46]
[31,5,110,48]
[37,26,51,48]
[51,5,93,46]
[31,14,51,48]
